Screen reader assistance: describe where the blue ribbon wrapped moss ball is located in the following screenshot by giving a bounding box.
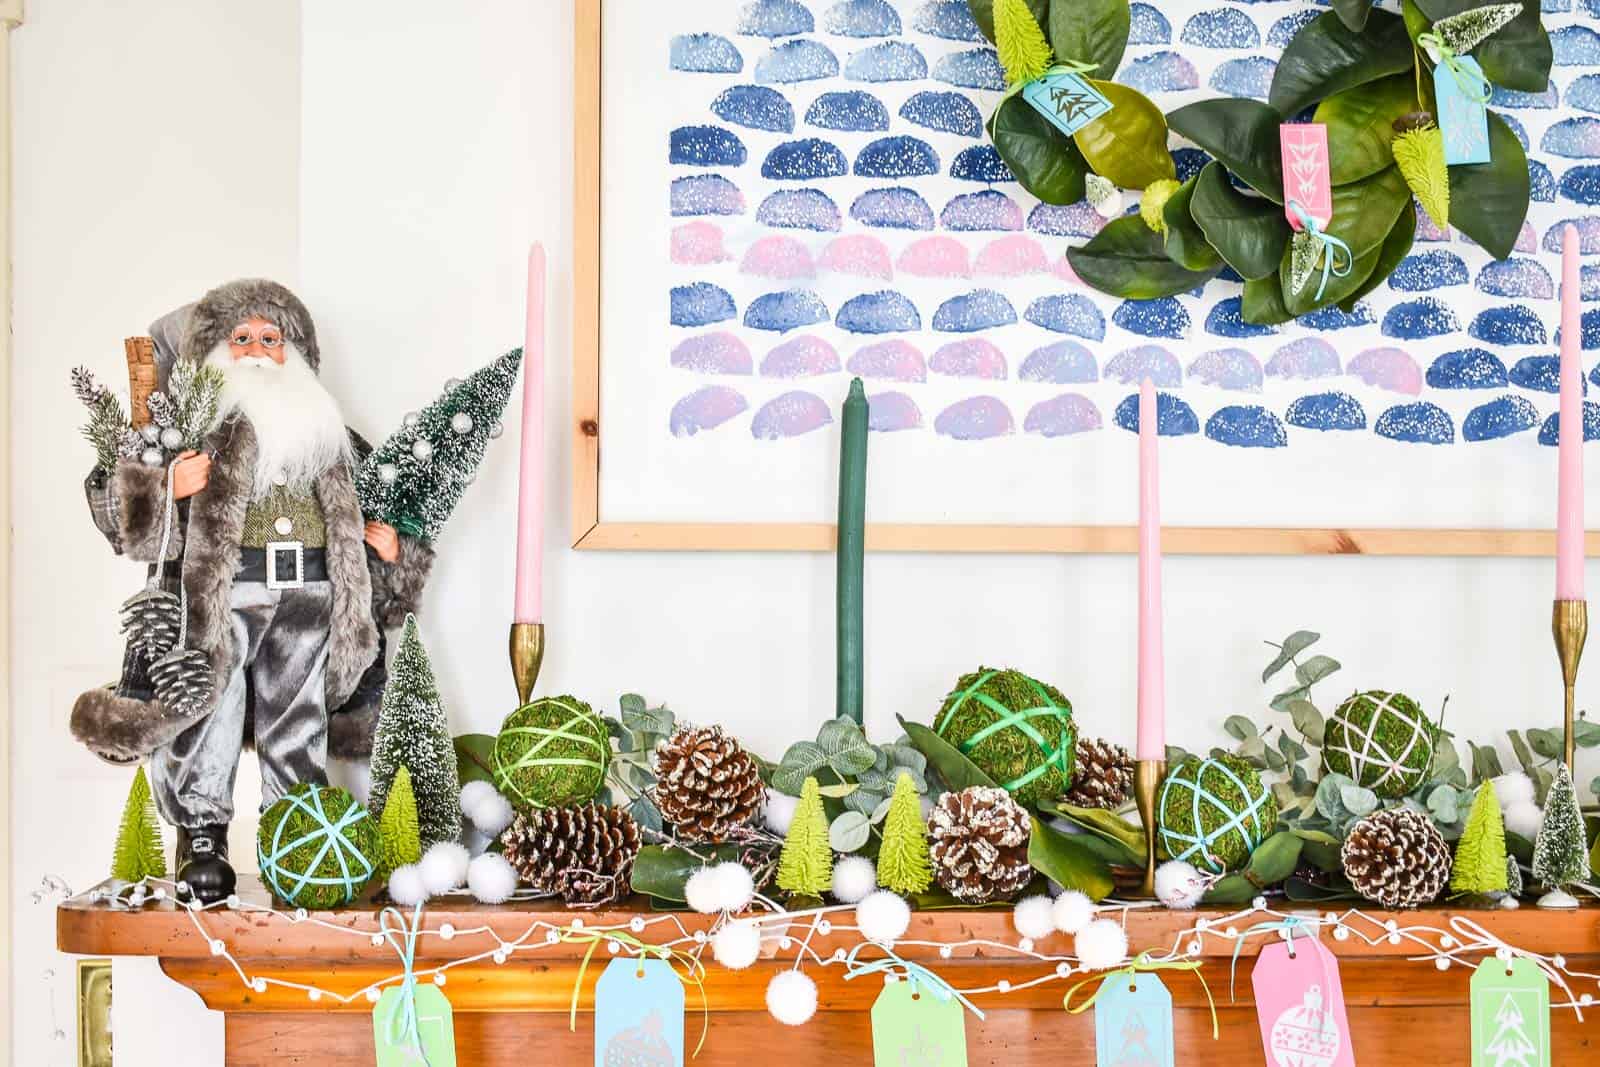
[1157,753,1277,874]
[932,667,1076,806]
[491,695,611,812]
[256,784,380,909]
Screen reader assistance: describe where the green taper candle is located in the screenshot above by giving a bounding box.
[837,377,868,725]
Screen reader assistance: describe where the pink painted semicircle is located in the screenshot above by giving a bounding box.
[1347,347,1422,395]
[671,221,730,265]
[897,236,972,279]
[975,235,1048,277]
[820,235,893,280]
[740,235,816,279]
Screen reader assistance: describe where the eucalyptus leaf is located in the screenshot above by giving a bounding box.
[830,811,873,853]
[819,717,878,776]
[1066,215,1222,299]
[629,794,664,835]
[1224,715,1258,741]
[1167,100,1285,202]
[1315,74,1422,185]
[1270,685,1312,713]
[1027,816,1116,900]
[1288,700,1326,746]
[1426,783,1459,824]
[1046,0,1130,81]
[1508,730,1536,774]
[1074,81,1176,190]
[1316,773,1357,821]
[871,796,895,823]
[889,744,928,774]
[1190,162,1290,280]
[1413,0,1551,93]
[1262,631,1321,682]
[817,781,860,799]
[988,95,1088,206]
[1161,176,1224,273]
[1295,655,1342,686]
[1340,783,1379,816]
[1269,11,1415,117]
[1239,736,1268,760]
[1468,740,1504,783]
[1447,112,1529,260]
[1337,202,1416,313]
[772,740,828,795]
[1527,727,1563,760]
[1264,747,1288,772]
[1278,733,1309,764]
[1575,720,1600,747]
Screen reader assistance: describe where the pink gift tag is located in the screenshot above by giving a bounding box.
[1251,938,1355,1067]
[1280,124,1333,231]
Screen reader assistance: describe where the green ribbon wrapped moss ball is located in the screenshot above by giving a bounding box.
[492,694,611,811]
[1321,690,1436,799]
[932,667,1076,806]
[256,783,380,909]
[1157,753,1277,874]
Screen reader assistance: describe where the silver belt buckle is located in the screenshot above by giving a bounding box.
[265,541,305,590]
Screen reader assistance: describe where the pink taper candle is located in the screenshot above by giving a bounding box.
[1136,378,1166,760]
[1557,225,1585,601]
[513,243,546,623]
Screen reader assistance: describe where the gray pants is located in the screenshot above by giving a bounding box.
[150,581,334,829]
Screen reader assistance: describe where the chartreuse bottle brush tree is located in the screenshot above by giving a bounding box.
[1449,780,1507,897]
[377,764,422,881]
[877,772,932,895]
[777,777,833,897]
[110,765,167,883]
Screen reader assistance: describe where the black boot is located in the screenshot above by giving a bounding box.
[176,825,236,904]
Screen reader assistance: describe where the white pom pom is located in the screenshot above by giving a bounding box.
[830,856,877,904]
[1504,800,1544,841]
[684,867,724,914]
[1075,918,1129,971]
[1492,772,1536,809]
[712,919,763,970]
[766,970,818,1026]
[763,789,799,835]
[469,792,515,838]
[1155,860,1208,910]
[1051,890,1096,935]
[420,842,470,896]
[713,862,755,912]
[460,780,498,816]
[388,864,428,907]
[466,853,518,904]
[1012,895,1056,941]
[855,890,911,944]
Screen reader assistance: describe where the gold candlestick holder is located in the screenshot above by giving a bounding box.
[1134,759,1167,898]
[1553,600,1587,769]
[509,622,546,706]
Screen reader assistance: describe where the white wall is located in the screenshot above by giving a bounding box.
[11,2,1597,1065]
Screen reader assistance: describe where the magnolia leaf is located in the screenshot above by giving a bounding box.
[1263,631,1321,682]
[1331,0,1375,31]
[988,95,1088,206]
[819,717,878,776]
[1066,215,1221,299]
[453,733,497,787]
[1045,0,1131,81]
[1242,274,1295,325]
[1279,166,1410,315]
[898,717,999,792]
[1340,783,1379,816]
[1447,111,1530,260]
[1337,202,1417,313]
[630,843,743,901]
[1269,11,1415,117]
[829,811,873,853]
[1051,801,1150,863]
[1190,162,1290,280]
[1167,100,1285,202]
[1027,816,1115,900]
[1161,175,1224,272]
[1433,3,1522,53]
[1204,833,1303,904]
[1294,655,1342,686]
[1315,74,1422,185]
[1073,80,1176,190]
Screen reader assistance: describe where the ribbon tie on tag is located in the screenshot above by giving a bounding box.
[842,943,987,1020]
[1228,916,1306,1000]
[1286,200,1353,300]
[1000,59,1100,104]
[1063,952,1218,1038]
[1418,33,1493,104]
[561,924,710,1055]
[378,904,433,1067]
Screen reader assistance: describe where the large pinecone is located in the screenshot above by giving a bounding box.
[1341,807,1449,909]
[927,786,1033,904]
[652,725,764,843]
[1062,737,1134,809]
[500,802,641,906]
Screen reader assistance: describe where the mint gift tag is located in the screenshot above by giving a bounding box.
[595,957,684,1067]
[1020,70,1112,138]
[1435,53,1491,165]
[1251,938,1355,1067]
[1095,973,1173,1067]
[871,978,968,1067]
[1471,957,1550,1067]
[373,984,457,1067]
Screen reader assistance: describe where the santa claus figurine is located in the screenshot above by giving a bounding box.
[73,279,432,902]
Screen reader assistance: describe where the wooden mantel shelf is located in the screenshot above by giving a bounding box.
[60,878,1600,1065]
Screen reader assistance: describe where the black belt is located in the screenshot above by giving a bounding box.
[149,548,331,583]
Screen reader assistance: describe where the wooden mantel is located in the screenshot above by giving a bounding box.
[60,878,1600,1066]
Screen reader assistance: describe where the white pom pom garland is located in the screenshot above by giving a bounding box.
[712,919,763,970]
[1012,895,1056,941]
[466,853,518,904]
[1075,918,1129,971]
[1051,890,1096,935]
[713,862,756,912]
[1155,860,1208,910]
[766,970,818,1026]
[830,856,877,904]
[468,791,514,838]
[459,780,498,815]
[419,842,470,896]
[1492,771,1535,809]
[855,890,912,944]
[387,864,427,907]
[684,867,724,914]
[763,789,799,835]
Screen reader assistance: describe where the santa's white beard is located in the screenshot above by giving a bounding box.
[205,341,351,497]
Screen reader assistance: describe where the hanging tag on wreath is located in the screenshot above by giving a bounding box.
[1279,124,1333,231]
[1470,956,1550,1067]
[1095,972,1174,1067]
[373,983,457,1067]
[595,957,684,1067]
[1020,68,1112,138]
[871,977,968,1067]
[1431,48,1492,165]
[1251,938,1354,1067]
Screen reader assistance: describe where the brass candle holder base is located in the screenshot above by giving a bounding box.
[509,622,546,706]
[1553,600,1587,769]
[1134,759,1167,898]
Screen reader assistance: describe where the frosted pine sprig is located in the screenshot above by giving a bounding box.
[71,365,133,469]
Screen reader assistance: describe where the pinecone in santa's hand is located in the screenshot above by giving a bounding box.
[120,587,182,661]
[500,802,641,906]
[652,725,764,843]
[1340,807,1450,909]
[927,785,1033,904]
[1062,737,1134,809]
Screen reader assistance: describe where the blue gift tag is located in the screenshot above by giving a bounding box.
[1020,70,1113,138]
[1435,54,1491,165]
[595,957,684,1067]
[1095,973,1174,1067]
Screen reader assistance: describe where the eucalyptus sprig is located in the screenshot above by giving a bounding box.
[773,717,929,854]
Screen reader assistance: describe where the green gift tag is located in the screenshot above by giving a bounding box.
[1471,956,1550,1067]
[870,977,968,1067]
[373,983,456,1067]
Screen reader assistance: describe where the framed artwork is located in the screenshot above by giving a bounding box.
[573,0,1600,555]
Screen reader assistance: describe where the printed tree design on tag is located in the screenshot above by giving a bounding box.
[1484,994,1538,1067]
[1113,1011,1160,1067]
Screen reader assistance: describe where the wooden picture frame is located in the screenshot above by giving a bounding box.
[569,0,1579,558]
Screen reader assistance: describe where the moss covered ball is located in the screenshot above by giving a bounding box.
[492,694,611,811]
[1157,754,1277,874]
[1321,690,1435,799]
[256,784,379,909]
[932,667,1076,806]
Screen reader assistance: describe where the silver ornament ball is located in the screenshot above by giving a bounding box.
[377,463,400,485]
[402,411,420,430]
[140,423,162,443]
[140,447,165,467]
[450,412,474,435]
[489,420,504,439]
[411,438,434,461]
[159,427,184,450]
